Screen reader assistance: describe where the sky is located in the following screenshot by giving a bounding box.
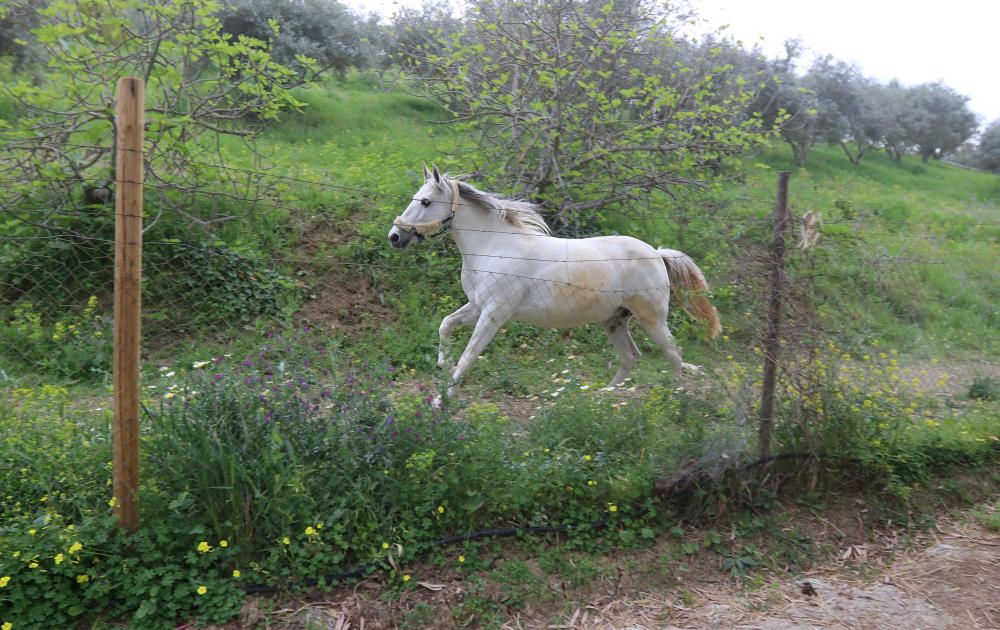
[345,0,999,126]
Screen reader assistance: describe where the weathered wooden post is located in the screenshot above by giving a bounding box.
[113,77,144,531]
[758,171,790,460]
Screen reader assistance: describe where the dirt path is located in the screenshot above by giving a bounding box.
[521,518,1000,630]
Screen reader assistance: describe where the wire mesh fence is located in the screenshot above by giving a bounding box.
[1,119,998,392]
[1,152,996,378]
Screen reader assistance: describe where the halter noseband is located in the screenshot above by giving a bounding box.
[393,179,461,240]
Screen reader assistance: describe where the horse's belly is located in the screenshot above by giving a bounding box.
[512,285,622,328]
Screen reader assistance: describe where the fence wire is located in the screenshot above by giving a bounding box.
[0,145,996,384]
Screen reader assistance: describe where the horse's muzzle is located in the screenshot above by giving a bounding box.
[388,226,415,249]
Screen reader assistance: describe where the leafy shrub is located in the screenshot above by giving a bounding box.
[968,376,999,401]
[0,296,111,380]
[771,341,1000,491]
[145,245,303,329]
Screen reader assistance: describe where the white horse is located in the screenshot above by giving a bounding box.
[388,165,720,399]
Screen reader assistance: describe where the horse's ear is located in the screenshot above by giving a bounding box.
[431,164,442,184]
[422,163,432,180]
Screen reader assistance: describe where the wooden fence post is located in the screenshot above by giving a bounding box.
[759,171,790,460]
[113,77,144,531]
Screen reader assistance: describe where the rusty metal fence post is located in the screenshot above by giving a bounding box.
[758,171,790,460]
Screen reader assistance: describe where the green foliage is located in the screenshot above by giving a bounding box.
[219,0,365,75]
[968,376,999,401]
[1,0,317,236]
[410,0,770,229]
[148,245,303,328]
[0,297,111,380]
[0,511,245,629]
[975,119,1000,172]
[766,340,1000,492]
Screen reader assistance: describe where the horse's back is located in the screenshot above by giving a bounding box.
[469,233,668,328]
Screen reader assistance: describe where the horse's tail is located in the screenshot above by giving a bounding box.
[658,248,721,339]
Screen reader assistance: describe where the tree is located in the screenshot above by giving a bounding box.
[386,0,464,79]
[977,120,1000,173]
[900,82,978,162]
[805,56,878,165]
[867,81,909,162]
[218,0,364,75]
[408,0,768,231]
[748,41,817,168]
[0,0,42,69]
[0,0,316,224]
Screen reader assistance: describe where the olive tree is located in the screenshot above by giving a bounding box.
[900,81,978,162]
[407,0,769,231]
[218,0,365,75]
[805,56,879,165]
[976,120,1000,173]
[748,41,817,167]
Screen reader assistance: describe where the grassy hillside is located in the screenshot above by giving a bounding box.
[237,77,1000,383]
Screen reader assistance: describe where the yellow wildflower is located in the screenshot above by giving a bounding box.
[0,576,9,587]
[402,575,411,582]
[2,622,11,630]
[197,541,211,553]
[219,540,228,548]
[68,542,83,554]
[54,554,64,565]
[458,555,465,563]
[282,537,290,545]
[76,574,89,584]
[437,506,445,514]
[304,526,317,536]
[608,503,619,513]
[197,585,207,595]
[232,570,241,578]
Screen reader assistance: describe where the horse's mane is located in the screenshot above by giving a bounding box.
[452,178,551,235]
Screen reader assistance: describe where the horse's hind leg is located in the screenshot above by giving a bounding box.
[603,308,640,388]
[438,302,480,369]
[629,304,684,379]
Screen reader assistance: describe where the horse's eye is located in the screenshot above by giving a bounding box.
[420,199,431,207]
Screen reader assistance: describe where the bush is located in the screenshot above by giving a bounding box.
[968,376,999,401]
[0,297,111,380]
[770,341,1000,491]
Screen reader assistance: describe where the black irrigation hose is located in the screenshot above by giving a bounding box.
[240,517,613,595]
[742,452,816,469]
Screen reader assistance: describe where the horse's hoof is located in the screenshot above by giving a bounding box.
[682,362,703,374]
[431,395,444,409]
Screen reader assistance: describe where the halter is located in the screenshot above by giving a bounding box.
[393,179,461,240]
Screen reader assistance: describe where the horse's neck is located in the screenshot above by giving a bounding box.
[452,205,525,254]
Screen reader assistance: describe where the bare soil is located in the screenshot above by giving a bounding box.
[295,214,397,335]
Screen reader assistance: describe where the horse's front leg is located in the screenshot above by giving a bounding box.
[444,305,512,399]
[438,302,481,369]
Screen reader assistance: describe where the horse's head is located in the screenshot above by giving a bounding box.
[388,164,459,249]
